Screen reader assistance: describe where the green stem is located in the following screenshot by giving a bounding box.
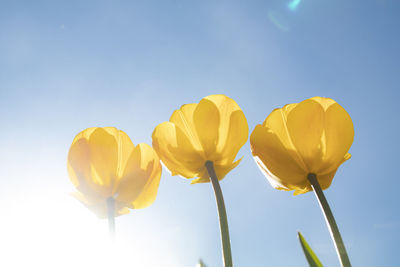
[307,173,351,267]
[205,161,233,267]
[107,197,115,241]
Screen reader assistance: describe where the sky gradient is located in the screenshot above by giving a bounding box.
[1,1,399,266]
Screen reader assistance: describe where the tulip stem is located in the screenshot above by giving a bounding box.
[205,160,233,267]
[107,197,115,241]
[307,173,351,267]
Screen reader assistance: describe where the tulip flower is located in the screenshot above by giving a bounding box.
[67,127,162,237]
[152,94,248,267]
[152,94,248,184]
[250,96,353,267]
[250,96,354,194]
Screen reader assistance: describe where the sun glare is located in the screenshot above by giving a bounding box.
[0,191,176,267]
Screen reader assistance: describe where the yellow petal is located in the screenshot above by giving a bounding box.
[317,101,354,174]
[152,121,204,178]
[68,138,91,188]
[68,127,98,192]
[115,144,148,204]
[194,98,220,158]
[217,110,248,165]
[87,128,118,196]
[318,168,338,190]
[250,124,306,189]
[101,127,135,179]
[116,144,161,209]
[215,158,242,181]
[170,103,203,151]
[286,99,325,173]
[254,156,295,191]
[204,95,246,154]
[71,127,98,144]
[68,137,108,196]
[262,104,306,171]
[310,96,336,111]
[131,144,162,209]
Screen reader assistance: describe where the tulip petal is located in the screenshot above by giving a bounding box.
[170,103,203,151]
[71,127,97,145]
[102,127,135,179]
[204,95,245,153]
[250,124,306,189]
[68,137,108,196]
[131,144,162,209]
[115,144,149,204]
[217,110,249,165]
[318,102,354,174]
[116,144,161,209]
[263,104,307,171]
[152,121,204,178]
[68,127,97,192]
[87,128,118,196]
[286,99,325,173]
[194,98,220,158]
[318,168,338,190]
[254,156,294,191]
[215,158,242,181]
[68,138,91,189]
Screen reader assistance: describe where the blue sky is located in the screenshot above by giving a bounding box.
[1,0,399,266]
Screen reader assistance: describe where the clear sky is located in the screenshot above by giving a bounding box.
[1,0,399,266]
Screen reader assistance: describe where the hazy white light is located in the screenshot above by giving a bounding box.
[0,191,178,267]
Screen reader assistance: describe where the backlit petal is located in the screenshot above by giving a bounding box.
[250,124,306,188]
[152,121,204,178]
[263,104,306,170]
[68,137,108,196]
[170,103,203,151]
[286,99,325,173]
[204,95,245,154]
[318,102,354,174]
[68,138,91,188]
[87,128,118,196]
[254,156,293,191]
[318,168,338,190]
[131,144,162,209]
[102,127,135,179]
[217,110,248,165]
[115,144,148,204]
[71,127,97,144]
[194,98,220,158]
[116,144,161,208]
[215,159,242,181]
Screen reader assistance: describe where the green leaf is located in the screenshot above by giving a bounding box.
[196,259,207,267]
[298,232,323,267]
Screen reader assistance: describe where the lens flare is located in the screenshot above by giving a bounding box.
[288,0,302,11]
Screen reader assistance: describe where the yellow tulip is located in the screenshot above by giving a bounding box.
[152,94,249,183]
[250,97,354,195]
[67,127,162,218]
